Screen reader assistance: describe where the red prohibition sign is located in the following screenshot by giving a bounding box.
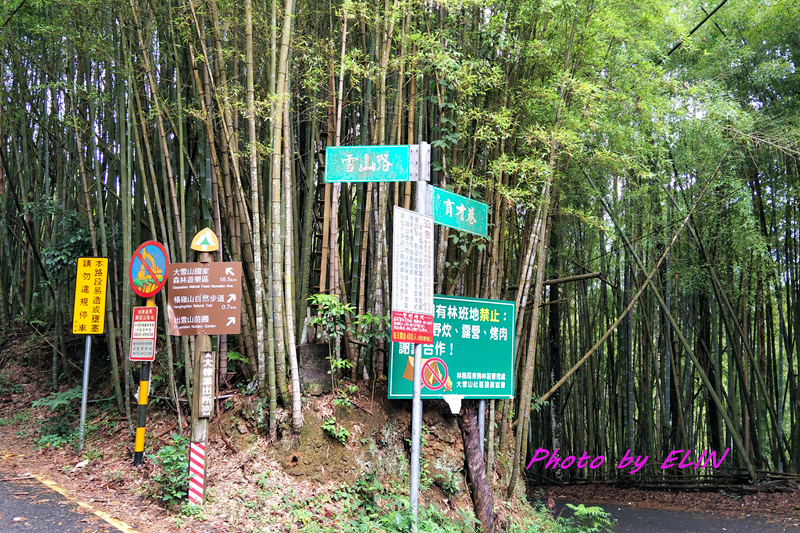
[421,358,448,391]
[129,241,170,298]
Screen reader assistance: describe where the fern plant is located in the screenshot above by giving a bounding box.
[556,503,616,533]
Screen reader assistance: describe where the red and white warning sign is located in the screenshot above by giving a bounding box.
[188,441,206,505]
[391,206,434,344]
[422,358,448,391]
[129,306,158,362]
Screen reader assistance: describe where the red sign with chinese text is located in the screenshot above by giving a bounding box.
[391,311,434,343]
[129,306,158,362]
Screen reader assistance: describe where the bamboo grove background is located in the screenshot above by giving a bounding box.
[1,0,799,492]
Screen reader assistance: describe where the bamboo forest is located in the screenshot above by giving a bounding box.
[0,0,799,530]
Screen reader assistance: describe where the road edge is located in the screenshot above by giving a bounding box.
[30,473,140,533]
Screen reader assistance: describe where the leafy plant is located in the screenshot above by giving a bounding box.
[255,472,272,491]
[322,417,351,445]
[333,388,354,407]
[328,356,353,375]
[555,504,616,533]
[148,433,190,508]
[179,501,205,520]
[32,387,81,411]
[82,447,102,462]
[440,468,462,497]
[39,206,93,279]
[309,293,358,392]
[354,312,390,348]
[308,294,355,341]
[0,410,28,427]
[15,301,52,328]
[32,387,82,449]
[227,349,248,372]
[351,497,477,533]
[0,375,23,395]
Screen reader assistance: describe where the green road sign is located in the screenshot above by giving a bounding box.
[325,145,412,182]
[388,295,516,399]
[432,188,489,237]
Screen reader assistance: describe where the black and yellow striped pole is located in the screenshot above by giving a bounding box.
[128,240,169,467]
[133,296,156,466]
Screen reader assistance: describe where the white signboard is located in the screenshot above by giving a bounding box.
[129,306,158,362]
[391,206,434,344]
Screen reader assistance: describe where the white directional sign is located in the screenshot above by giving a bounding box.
[391,206,435,344]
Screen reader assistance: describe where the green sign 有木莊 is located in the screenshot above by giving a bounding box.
[432,187,489,238]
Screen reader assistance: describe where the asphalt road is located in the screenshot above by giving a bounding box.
[554,500,799,532]
[0,471,129,532]
[2,469,796,532]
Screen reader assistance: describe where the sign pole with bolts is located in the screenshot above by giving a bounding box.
[73,257,109,452]
[133,297,156,466]
[409,144,432,522]
[128,241,170,466]
[185,228,223,506]
[326,142,434,524]
[78,335,91,452]
[189,251,215,506]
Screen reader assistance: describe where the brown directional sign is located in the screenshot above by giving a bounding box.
[167,262,242,336]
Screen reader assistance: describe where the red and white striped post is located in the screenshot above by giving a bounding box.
[188,246,216,506]
[188,442,206,505]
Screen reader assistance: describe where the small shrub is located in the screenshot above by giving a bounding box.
[148,433,190,508]
[32,387,82,411]
[556,503,616,533]
[32,387,82,449]
[0,378,23,395]
[322,417,350,445]
[180,501,205,519]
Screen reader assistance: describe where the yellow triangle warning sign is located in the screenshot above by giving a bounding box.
[191,228,220,252]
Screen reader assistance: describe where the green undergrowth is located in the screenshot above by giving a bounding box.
[271,471,612,533]
[187,464,591,533]
[554,504,616,533]
[146,433,190,509]
[0,371,24,395]
[336,472,477,533]
[28,387,117,450]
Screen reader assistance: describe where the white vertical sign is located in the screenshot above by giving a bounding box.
[391,206,435,344]
[129,306,158,362]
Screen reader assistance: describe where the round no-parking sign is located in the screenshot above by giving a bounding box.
[129,241,170,298]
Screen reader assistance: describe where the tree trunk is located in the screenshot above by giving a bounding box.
[459,406,494,532]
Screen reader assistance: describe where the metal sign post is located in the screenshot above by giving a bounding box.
[431,187,490,451]
[406,151,432,522]
[72,257,108,452]
[176,229,233,506]
[132,299,158,466]
[325,141,433,523]
[128,241,170,466]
